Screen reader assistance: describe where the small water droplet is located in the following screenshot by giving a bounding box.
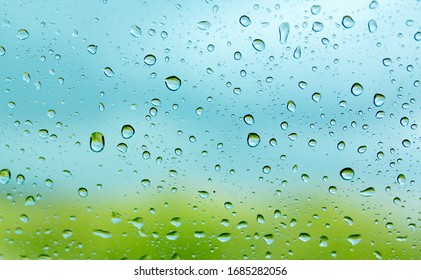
[130,24,142,38]
[351,83,364,96]
[121,125,135,139]
[293,46,301,59]
[23,72,31,83]
[165,76,181,91]
[340,167,355,180]
[90,132,105,152]
[247,133,261,147]
[357,146,367,153]
[368,19,377,33]
[252,39,265,51]
[342,16,355,29]
[144,54,156,66]
[16,29,30,40]
[279,22,290,44]
[415,32,421,41]
[198,191,209,199]
[382,58,392,66]
[239,15,251,27]
[38,129,49,139]
[328,186,337,194]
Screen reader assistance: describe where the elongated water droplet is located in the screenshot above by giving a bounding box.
[252,39,265,51]
[257,214,265,224]
[340,167,354,180]
[23,72,31,83]
[0,169,11,185]
[87,44,98,54]
[368,19,377,33]
[130,24,142,38]
[166,231,179,240]
[344,216,354,226]
[217,233,232,242]
[397,174,406,185]
[247,133,261,147]
[293,46,301,59]
[90,132,105,152]
[144,54,156,66]
[239,15,251,27]
[92,229,112,238]
[103,67,114,77]
[16,29,30,40]
[197,21,211,30]
[121,125,135,139]
[351,83,364,96]
[342,16,355,29]
[358,146,367,153]
[360,187,375,197]
[373,93,385,106]
[237,221,248,229]
[287,100,296,112]
[279,22,290,44]
[165,76,181,91]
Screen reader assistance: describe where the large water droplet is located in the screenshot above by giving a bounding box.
[16,29,30,40]
[87,44,98,54]
[165,76,181,91]
[351,83,364,96]
[342,16,355,29]
[121,125,135,139]
[279,22,290,44]
[144,54,156,66]
[347,234,362,246]
[252,39,265,51]
[239,15,251,27]
[103,67,114,77]
[373,93,385,107]
[197,21,211,30]
[247,133,261,147]
[0,169,11,184]
[360,187,375,197]
[340,167,355,180]
[368,19,377,33]
[90,132,105,152]
[130,24,142,38]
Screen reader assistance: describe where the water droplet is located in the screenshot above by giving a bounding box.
[198,191,209,199]
[337,141,345,150]
[247,133,261,147]
[340,167,355,180]
[87,44,98,54]
[262,165,271,174]
[269,138,277,147]
[62,229,73,239]
[197,21,211,30]
[328,186,337,194]
[319,236,328,247]
[224,202,233,209]
[263,234,274,245]
[20,214,29,223]
[0,46,5,56]
[243,114,255,125]
[288,133,298,141]
[252,39,265,51]
[144,54,156,66]
[90,132,105,152]
[217,233,232,242]
[357,146,367,153]
[111,212,122,224]
[234,51,242,60]
[400,117,409,127]
[368,19,377,33]
[293,46,301,59]
[344,216,354,226]
[38,129,49,139]
[0,169,11,184]
[165,76,181,91]
[257,214,265,224]
[279,22,290,44]
[342,16,355,29]
[397,174,406,185]
[311,5,321,15]
[194,231,206,238]
[298,233,311,242]
[121,125,135,139]
[347,234,362,246]
[239,15,251,27]
[130,24,141,38]
[237,221,248,229]
[16,29,30,40]
[351,83,364,96]
[360,187,375,197]
[402,139,411,148]
[78,187,88,197]
[16,174,25,185]
[415,32,421,41]
[369,1,378,9]
[165,231,179,240]
[312,92,321,102]
[312,22,324,32]
[287,100,296,112]
[373,93,385,107]
[92,229,112,238]
[103,67,114,77]
[23,72,31,83]
[382,58,392,66]
[170,217,182,228]
[24,196,35,206]
[374,251,382,260]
